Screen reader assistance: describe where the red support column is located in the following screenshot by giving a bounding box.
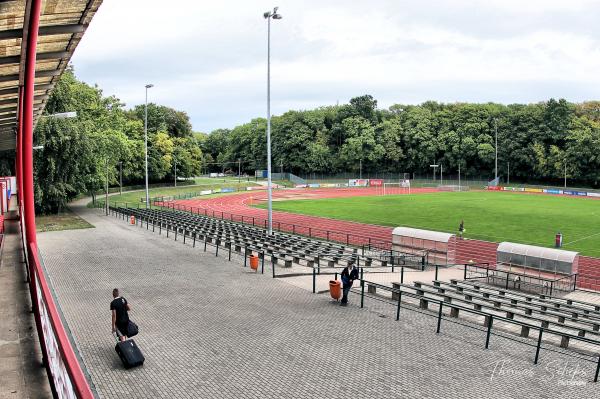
[15,91,18,194]
[22,0,47,376]
[16,86,24,209]
[23,0,41,257]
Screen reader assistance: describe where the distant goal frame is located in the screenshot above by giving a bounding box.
[381,180,411,196]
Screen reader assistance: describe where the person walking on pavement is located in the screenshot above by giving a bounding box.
[111,288,131,342]
[340,261,359,306]
[458,220,465,240]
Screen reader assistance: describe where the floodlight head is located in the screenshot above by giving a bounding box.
[273,13,282,19]
[263,11,270,18]
[145,84,154,89]
[39,111,77,119]
[52,111,77,119]
[273,7,278,13]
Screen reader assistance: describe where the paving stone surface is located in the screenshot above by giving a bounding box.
[36,204,598,399]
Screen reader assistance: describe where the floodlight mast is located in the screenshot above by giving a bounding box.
[494,118,498,181]
[430,164,439,182]
[263,7,282,235]
[144,84,154,208]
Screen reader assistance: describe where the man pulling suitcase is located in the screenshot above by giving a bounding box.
[111,288,144,368]
[110,288,133,341]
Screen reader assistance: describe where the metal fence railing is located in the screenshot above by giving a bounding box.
[107,205,427,280]
[464,263,577,296]
[149,200,396,252]
[108,204,426,269]
[354,278,600,382]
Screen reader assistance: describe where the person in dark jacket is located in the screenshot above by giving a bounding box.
[340,261,359,306]
[110,288,131,341]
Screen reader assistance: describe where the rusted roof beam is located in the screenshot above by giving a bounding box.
[0,24,87,40]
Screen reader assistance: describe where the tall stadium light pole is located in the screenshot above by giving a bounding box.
[430,163,438,182]
[359,159,362,179]
[144,84,154,208]
[264,7,282,235]
[119,161,123,195]
[105,159,109,216]
[494,118,498,181]
[458,162,461,192]
[174,158,177,187]
[458,126,463,191]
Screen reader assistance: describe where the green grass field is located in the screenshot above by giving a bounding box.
[262,191,600,257]
[36,209,94,232]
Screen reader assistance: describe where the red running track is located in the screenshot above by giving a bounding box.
[168,187,600,291]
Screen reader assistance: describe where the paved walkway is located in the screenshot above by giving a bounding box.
[0,203,52,398]
[35,200,598,398]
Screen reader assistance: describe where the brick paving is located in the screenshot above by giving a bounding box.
[36,203,598,398]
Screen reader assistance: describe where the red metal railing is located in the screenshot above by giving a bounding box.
[29,242,94,398]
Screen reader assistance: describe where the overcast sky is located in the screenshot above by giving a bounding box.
[71,0,600,133]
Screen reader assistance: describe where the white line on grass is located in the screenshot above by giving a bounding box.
[562,231,600,247]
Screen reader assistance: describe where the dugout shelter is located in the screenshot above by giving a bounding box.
[478,242,581,295]
[392,227,456,265]
[496,242,579,276]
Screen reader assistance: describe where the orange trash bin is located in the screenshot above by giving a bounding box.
[329,280,341,300]
[250,255,259,271]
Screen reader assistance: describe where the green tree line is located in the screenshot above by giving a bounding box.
[201,95,600,186]
[31,67,202,214]
[6,66,600,214]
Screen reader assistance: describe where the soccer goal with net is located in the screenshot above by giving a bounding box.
[382,180,411,195]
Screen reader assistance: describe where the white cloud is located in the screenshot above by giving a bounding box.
[71,0,600,132]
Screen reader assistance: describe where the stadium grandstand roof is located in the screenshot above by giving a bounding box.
[0,0,102,151]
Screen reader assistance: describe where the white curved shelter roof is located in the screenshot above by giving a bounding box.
[497,242,578,263]
[392,227,454,243]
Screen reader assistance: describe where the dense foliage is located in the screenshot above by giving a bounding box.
[8,65,600,214]
[201,95,600,186]
[32,67,202,214]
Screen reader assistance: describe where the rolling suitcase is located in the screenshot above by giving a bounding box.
[114,334,145,369]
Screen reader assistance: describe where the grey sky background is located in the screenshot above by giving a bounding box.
[71,0,600,133]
